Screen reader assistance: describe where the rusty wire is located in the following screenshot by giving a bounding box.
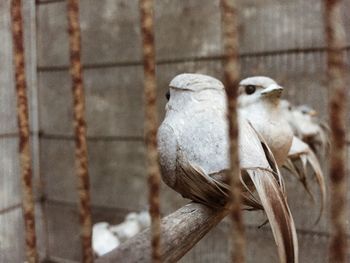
[220,0,245,262]
[10,0,38,262]
[139,0,162,262]
[66,0,93,262]
[324,0,349,262]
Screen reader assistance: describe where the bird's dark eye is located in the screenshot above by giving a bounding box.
[245,85,256,95]
[165,90,170,101]
[288,106,292,111]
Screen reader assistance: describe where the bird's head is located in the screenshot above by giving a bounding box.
[238,76,284,107]
[296,105,318,117]
[165,73,225,112]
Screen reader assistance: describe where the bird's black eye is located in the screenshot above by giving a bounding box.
[165,90,170,101]
[288,106,292,111]
[245,85,256,95]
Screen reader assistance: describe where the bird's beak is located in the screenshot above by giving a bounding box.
[308,110,318,117]
[261,84,284,97]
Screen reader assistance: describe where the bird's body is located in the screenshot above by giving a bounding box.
[158,76,229,188]
[240,100,293,166]
[158,73,298,263]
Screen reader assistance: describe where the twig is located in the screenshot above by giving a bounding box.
[96,203,228,263]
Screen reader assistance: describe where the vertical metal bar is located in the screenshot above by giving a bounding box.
[66,0,93,262]
[10,0,38,262]
[324,0,348,262]
[139,0,161,262]
[220,1,245,263]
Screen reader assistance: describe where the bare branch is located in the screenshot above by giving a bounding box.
[96,203,229,263]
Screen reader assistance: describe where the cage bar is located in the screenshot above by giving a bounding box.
[10,0,38,262]
[66,0,93,262]
[324,0,349,262]
[220,0,245,262]
[139,0,162,262]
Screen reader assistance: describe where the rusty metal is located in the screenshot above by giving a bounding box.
[10,0,38,262]
[220,1,245,262]
[325,0,349,262]
[66,0,93,262]
[139,0,162,262]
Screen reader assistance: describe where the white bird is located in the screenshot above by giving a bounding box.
[158,73,298,263]
[109,211,151,242]
[92,211,151,257]
[92,222,120,257]
[280,101,326,222]
[109,213,141,242]
[238,76,293,167]
[281,101,330,156]
[238,77,326,223]
[137,210,152,229]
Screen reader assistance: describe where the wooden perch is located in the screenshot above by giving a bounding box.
[96,203,229,263]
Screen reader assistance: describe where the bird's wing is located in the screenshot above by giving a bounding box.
[157,122,179,189]
[285,136,326,223]
[176,155,230,208]
[245,120,285,192]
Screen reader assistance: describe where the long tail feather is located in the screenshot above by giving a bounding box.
[305,149,326,224]
[247,168,299,263]
[286,136,326,223]
[283,158,316,202]
[285,150,326,224]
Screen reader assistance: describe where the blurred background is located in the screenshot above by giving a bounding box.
[0,0,349,262]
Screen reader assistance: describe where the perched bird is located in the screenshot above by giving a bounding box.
[280,101,326,222]
[158,73,298,263]
[110,211,151,242]
[92,222,120,257]
[238,76,293,167]
[281,101,329,156]
[92,211,151,256]
[238,77,325,223]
